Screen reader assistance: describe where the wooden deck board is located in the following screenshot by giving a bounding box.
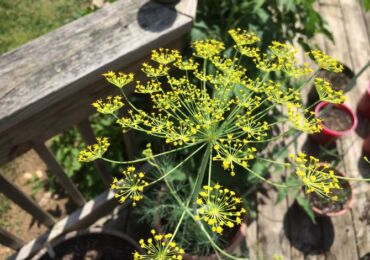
[253,0,370,258]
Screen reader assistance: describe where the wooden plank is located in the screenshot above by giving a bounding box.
[0,0,192,133]
[33,143,86,207]
[317,1,360,259]
[337,0,370,258]
[0,0,193,165]
[0,227,25,251]
[77,119,112,186]
[0,173,55,228]
[10,163,152,260]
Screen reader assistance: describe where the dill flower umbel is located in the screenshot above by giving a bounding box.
[134,230,185,259]
[78,137,110,162]
[310,50,344,73]
[92,96,124,114]
[287,102,322,134]
[314,77,346,104]
[195,184,246,234]
[103,71,134,88]
[290,153,341,200]
[111,166,148,206]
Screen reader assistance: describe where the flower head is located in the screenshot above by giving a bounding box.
[134,230,185,259]
[290,153,341,200]
[103,71,134,88]
[78,137,110,162]
[191,39,225,59]
[151,48,181,65]
[228,28,260,46]
[310,50,344,73]
[92,96,124,114]
[314,77,346,104]
[195,185,246,234]
[287,102,322,134]
[111,166,148,206]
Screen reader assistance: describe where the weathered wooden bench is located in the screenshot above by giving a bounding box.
[0,0,196,258]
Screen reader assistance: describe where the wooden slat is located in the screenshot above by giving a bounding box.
[317,1,361,259]
[0,0,193,165]
[77,119,112,186]
[337,0,370,258]
[33,143,86,207]
[0,227,25,251]
[0,173,55,228]
[10,163,152,260]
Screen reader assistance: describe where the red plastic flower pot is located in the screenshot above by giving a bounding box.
[311,101,358,144]
[363,134,370,156]
[358,81,370,119]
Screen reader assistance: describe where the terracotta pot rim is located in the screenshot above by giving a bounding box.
[309,167,353,217]
[315,101,358,136]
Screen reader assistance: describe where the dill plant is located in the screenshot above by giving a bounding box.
[78,29,369,259]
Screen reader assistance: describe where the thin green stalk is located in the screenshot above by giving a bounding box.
[101,142,200,164]
[192,145,212,204]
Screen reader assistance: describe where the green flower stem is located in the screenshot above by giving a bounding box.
[192,145,212,204]
[101,142,200,164]
[256,156,289,166]
[244,166,288,188]
[317,170,370,182]
[149,144,206,186]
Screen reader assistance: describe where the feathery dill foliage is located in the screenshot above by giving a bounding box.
[79,29,349,258]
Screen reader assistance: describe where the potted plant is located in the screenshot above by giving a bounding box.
[77,29,370,258]
[32,228,141,260]
[308,169,352,217]
[358,80,370,119]
[311,101,358,144]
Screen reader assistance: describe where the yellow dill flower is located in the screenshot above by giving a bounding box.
[134,230,185,259]
[228,28,260,46]
[142,63,169,77]
[111,166,148,206]
[151,48,181,65]
[310,50,344,73]
[192,39,225,59]
[174,58,199,71]
[78,137,110,162]
[135,80,162,94]
[289,153,341,200]
[235,45,260,58]
[286,102,322,134]
[92,96,124,114]
[314,77,346,104]
[195,185,246,234]
[103,71,134,88]
[264,81,301,105]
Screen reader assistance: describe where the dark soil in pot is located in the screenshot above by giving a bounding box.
[35,232,139,260]
[309,178,351,215]
[319,106,353,131]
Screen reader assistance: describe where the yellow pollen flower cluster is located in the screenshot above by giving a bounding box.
[134,230,185,259]
[314,77,346,104]
[92,96,124,114]
[195,184,246,234]
[103,71,134,88]
[228,28,260,46]
[151,48,180,65]
[174,58,199,71]
[287,102,322,134]
[191,39,225,59]
[290,153,341,200]
[111,166,148,206]
[78,137,110,162]
[142,63,169,78]
[310,50,344,73]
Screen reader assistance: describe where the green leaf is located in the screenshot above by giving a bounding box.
[276,187,289,205]
[296,195,316,224]
[364,0,370,12]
